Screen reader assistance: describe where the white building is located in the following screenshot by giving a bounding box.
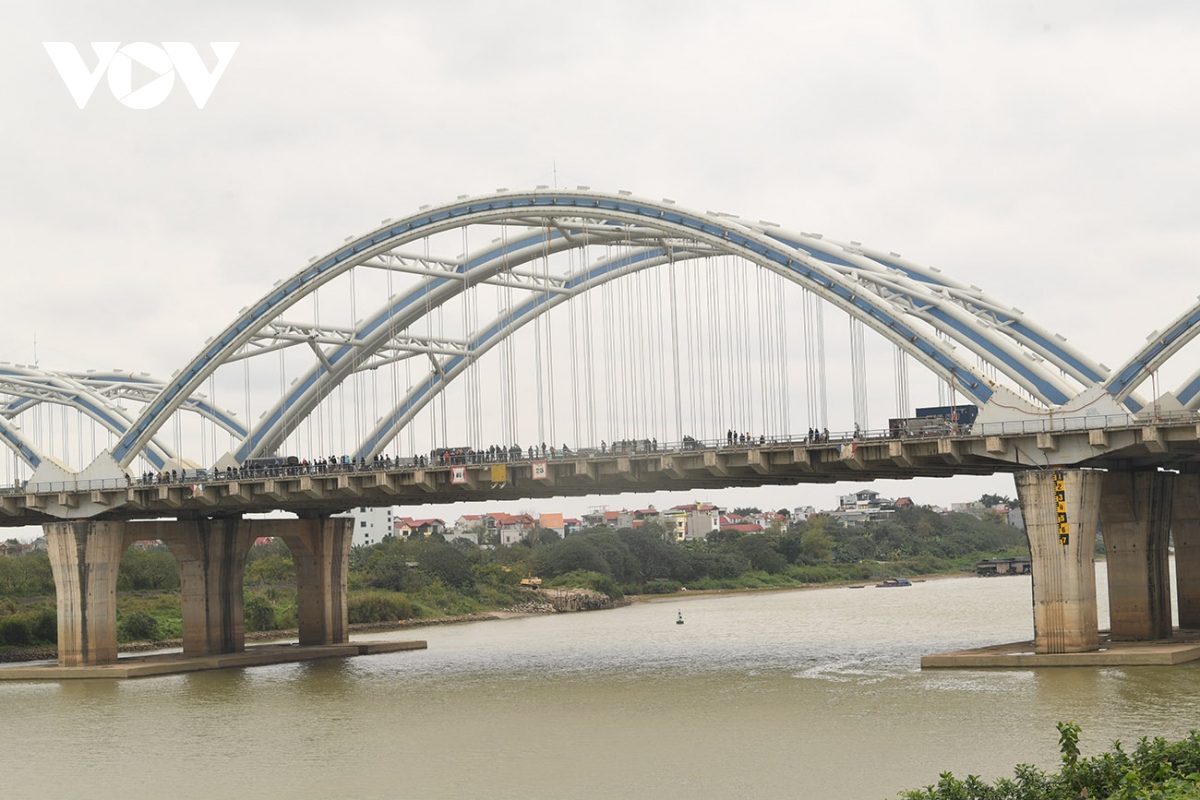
[334,505,395,547]
[791,505,817,522]
[829,489,896,527]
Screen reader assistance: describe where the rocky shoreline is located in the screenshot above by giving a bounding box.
[0,588,626,664]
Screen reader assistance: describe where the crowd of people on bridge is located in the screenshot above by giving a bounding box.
[118,424,883,489]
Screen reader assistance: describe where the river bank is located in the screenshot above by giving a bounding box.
[1,569,999,664]
[1,574,991,664]
[0,587,626,664]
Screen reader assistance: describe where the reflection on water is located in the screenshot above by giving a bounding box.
[3,567,1198,800]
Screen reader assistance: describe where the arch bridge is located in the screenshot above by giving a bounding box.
[7,188,1200,669]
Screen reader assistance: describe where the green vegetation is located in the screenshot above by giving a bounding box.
[0,503,1029,650]
[900,723,1200,800]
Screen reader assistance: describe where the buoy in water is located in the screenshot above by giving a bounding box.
[676,611,684,625]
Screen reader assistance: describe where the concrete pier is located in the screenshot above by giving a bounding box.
[274,517,354,646]
[43,521,130,666]
[1171,474,1200,629]
[1099,471,1174,640]
[1014,469,1102,654]
[154,518,255,656]
[41,515,354,668]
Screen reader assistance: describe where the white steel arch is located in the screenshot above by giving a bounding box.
[107,189,1128,470]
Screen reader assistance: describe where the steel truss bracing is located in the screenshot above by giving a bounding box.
[53,187,1185,473]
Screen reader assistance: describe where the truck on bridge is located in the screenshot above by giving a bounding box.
[888,404,978,438]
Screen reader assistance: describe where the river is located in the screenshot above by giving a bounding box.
[3,564,1200,800]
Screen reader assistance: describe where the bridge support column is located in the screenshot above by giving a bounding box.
[1170,475,1200,630]
[1014,469,1101,654]
[43,520,131,666]
[270,517,354,646]
[1099,471,1174,640]
[153,518,254,656]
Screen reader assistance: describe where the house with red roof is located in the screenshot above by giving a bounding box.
[485,512,536,545]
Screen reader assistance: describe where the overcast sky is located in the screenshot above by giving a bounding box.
[4,1,1200,527]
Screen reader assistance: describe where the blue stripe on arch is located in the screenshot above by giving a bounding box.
[0,425,40,469]
[1107,305,1200,397]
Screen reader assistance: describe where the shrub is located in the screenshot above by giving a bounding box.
[243,593,277,632]
[899,725,1200,800]
[31,608,56,643]
[348,592,414,624]
[417,547,475,589]
[0,616,33,647]
[546,570,623,599]
[118,610,159,642]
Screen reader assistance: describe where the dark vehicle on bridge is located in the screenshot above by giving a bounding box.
[888,404,978,438]
[242,455,300,471]
[611,438,656,453]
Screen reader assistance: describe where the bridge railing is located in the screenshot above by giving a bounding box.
[971,409,1200,436]
[10,477,131,495]
[974,413,1134,436]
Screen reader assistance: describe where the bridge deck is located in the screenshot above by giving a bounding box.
[5,417,1200,525]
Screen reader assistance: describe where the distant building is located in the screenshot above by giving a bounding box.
[485,513,536,545]
[664,502,721,541]
[749,511,787,530]
[951,501,1022,529]
[581,508,634,529]
[632,507,661,522]
[335,506,395,547]
[454,514,484,535]
[791,505,816,522]
[395,517,446,538]
[829,489,896,527]
[539,513,566,536]
[950,501,990,518]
